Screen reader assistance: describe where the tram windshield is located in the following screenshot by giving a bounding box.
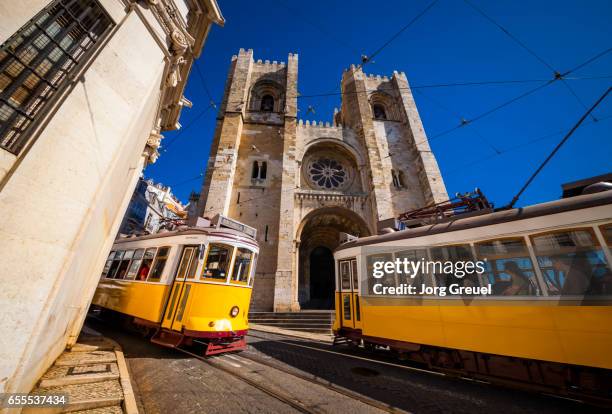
[202,243,234,281]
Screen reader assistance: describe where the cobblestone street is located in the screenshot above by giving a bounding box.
[88,320,607,414]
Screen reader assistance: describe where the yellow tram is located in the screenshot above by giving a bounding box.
[333,187,612,402]
[92,215,258,355]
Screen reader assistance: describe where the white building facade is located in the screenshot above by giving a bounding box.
[0,0,223,393]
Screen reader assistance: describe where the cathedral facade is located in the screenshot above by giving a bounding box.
[198,49,447,311]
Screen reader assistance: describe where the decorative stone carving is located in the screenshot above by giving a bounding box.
[166,55,185,88]
[143,128,163,165]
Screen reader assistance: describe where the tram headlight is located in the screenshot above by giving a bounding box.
[230,306,240,318]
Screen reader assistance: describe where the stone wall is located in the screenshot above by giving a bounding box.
[0,0,222,393]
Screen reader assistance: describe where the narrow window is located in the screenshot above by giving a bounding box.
[102,251,115,278]
[260,161,267,179]
[137,248,156,281]
[391,170,400,188]
[398,171,406,188]
[264,225,269,242]
[147,246,170,282]
[106,251,124,279]
[261,95,274,112]
[144,214,153,230]
[125,249,145,280]
[0,0,114,154]
[373,104,387,120]
[115,250,134,280]
[231,248,253,284]
[236,192,240,204]
[251,161,259,179]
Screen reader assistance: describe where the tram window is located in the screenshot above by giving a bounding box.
[531,229,612,296]
[177,247,195,279]
[430,245,480,290]
[148,247,170,282]
[107,251,124,279]
[600,224,612,246]
[351,259,358,292]
[125,249,144,280]
[366,252,395,294]
[101,251,115,278]
[249,254,258,286]
[137,248,156,281]
[115,250,134,280]
[395,249,432,293]
[202,244,234,281]
[339,261,351,291]
[186,247,200,279]
[343,295,351,320]
[231,248,253,284]
[476,238,540,296]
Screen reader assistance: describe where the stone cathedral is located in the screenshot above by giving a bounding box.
[198,48,447,312]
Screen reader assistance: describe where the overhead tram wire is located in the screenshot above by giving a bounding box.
[209,75,612,108]
[171,108,612,206]
[193,59,217,109]
[161,102,215,153]
[413,48,612,147]
[359,0,440,68]
[506,86,611,209]
[445,113,612,174]
[413,88,501,154]
[169,172,204,188]
[306,0,440,114]
[462,0,605,121]
[274,0,361,56]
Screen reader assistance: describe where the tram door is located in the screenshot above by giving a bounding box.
[162,245,202,331]
[339,258,361,330]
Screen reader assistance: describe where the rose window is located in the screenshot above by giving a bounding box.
[308,158,347,189]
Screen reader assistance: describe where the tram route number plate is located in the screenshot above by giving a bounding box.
[0,393,69,408]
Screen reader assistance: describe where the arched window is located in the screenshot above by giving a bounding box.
[251,160,267,181]
[373,104,387,120]
[391,170,400,188]
[261,95,274,112]
[398,171,406,188]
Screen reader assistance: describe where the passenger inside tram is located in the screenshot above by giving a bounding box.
[550,253,595,295]
[501,261,532,296]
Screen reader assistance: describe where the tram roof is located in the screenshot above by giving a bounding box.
[336,189,612,252]
[114,226,256,244]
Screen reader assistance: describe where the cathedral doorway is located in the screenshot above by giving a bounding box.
[297,207,370,309]
[307,246,335,309]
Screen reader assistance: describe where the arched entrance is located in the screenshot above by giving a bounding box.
[307,246,335,309]
[297,207,370,309]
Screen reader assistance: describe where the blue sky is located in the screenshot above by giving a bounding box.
[145,0,612,208]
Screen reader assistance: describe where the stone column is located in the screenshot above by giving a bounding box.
[200,49,253,217]
[273,53,300,312]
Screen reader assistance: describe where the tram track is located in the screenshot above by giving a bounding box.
[176,345,321,414]
[224,349,405,413]
[247,331,447,377]
[185,339,405,414]
[246,331,609,409]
